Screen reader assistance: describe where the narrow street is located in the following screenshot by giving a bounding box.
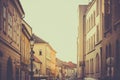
[0,0,120,80]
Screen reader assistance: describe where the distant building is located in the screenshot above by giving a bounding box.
[33,34,56,80]
[56,58,77,80]
[0,0,24,80]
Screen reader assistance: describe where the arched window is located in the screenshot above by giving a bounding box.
[96,54,99,73]
[7,57,13,80]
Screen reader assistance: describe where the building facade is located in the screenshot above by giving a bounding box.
[0,0,24,80]
[77,0,103,79]
[101,0,120,80]
[78,0,120,80]
[21,20,32,80]
[33,34,56,80]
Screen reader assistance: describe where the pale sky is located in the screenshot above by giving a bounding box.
[20,0,89,63]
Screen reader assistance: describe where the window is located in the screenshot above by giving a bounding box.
[96,25,99,42]
[115,40,120,79]
[13,9,18,43]
[86,40,88,53]
[3,5,7,33]
[116,40,120,63]
[92,36,94,50]
[109,44,111,57]
[16,68,19,80]
[104,0,112,33]
[87,60,89,74]
[94,11,95,26]
[87,20,88,32]
[16,24,20,46]
[89,39,90,52]
[8,12,13,38]
[93,34,95,47]
[96,54,99,73]
[92,14,93,27]
[7,57,13,80]
[90,59,93,73]
[39,50,42,55]
[35,69,39,74]
[106,45,109,59]
[0,63,1,80]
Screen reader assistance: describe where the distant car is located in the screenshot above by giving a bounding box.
[84,77,98,80]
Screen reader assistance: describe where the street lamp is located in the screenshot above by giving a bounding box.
[30,37,35,80]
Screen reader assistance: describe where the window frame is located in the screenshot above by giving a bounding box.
[2,4,7,34]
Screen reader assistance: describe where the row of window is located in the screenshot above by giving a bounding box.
[85,54,99,74]
[86,24,102,54]
[86,11,96,33]
[0,2,20,47]
[86,34,95,53]
[86,0,100,32]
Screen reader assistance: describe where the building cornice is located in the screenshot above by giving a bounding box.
[86,0,96,15]
[0,37,21,55]
[22,20,32,40]
[11,0,25,18]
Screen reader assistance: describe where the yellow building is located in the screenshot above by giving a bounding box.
[21,20,32,80]
[0,0,24,80]
[33,34,56,79]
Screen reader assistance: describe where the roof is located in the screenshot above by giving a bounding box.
[33,34,48,43]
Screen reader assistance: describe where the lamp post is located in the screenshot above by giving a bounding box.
[30,37,35,80]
